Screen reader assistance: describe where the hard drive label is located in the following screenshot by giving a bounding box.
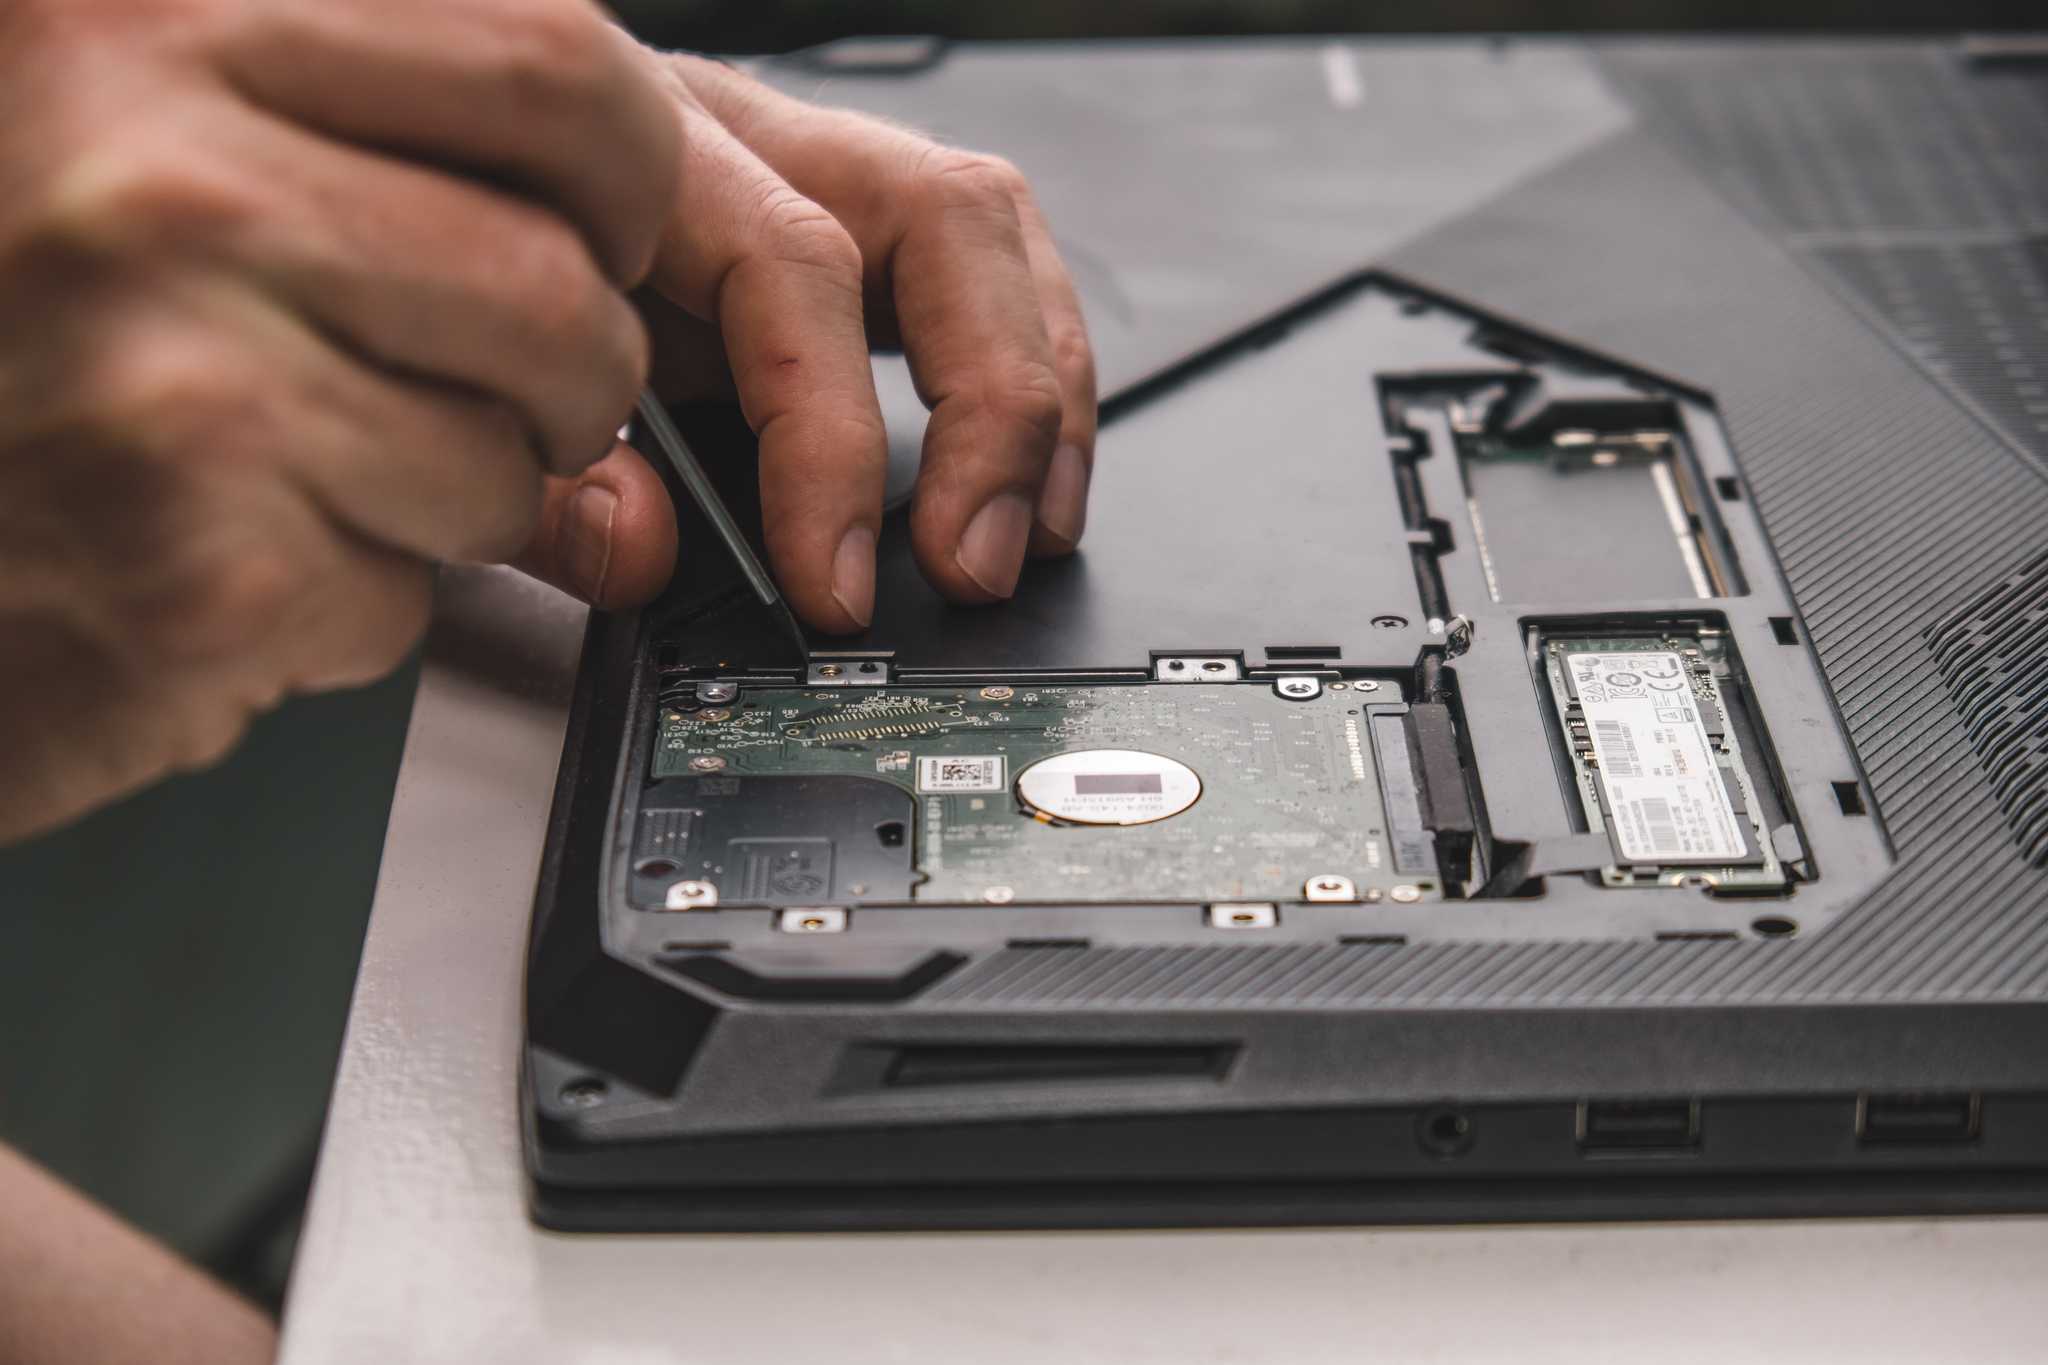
[1567,652,1745,862]
[916,755,1007,794]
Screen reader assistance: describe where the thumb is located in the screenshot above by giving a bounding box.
[509,441,678,608]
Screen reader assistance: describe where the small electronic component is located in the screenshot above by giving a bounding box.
[1543,632,1794,892]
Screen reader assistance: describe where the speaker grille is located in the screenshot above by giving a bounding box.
[1925,545,2048,865]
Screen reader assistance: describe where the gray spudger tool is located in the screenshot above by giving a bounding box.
[635,388,810,666]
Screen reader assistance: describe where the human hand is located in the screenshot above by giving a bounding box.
[566,52,1099,634]
[0,0,677,840]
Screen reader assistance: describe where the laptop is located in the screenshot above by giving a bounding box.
[522,36,2048,1230]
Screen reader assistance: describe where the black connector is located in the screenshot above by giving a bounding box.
[1576,1098,1700,1151]
[1857,1093,1981,1144]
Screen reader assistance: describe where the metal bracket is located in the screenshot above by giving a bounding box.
[807,654,892,686]
[1153,655,1243,682]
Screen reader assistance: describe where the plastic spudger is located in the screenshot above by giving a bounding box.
[635,389,810,667]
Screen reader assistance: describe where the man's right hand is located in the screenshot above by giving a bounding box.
[0,0,680,841]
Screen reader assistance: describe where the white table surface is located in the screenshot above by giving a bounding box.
[276,566,2048,1364]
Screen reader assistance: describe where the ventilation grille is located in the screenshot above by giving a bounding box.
[1925,546,2048,865]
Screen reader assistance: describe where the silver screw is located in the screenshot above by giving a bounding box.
[817,663,843,678]
[1355,679,1381,692]
[983,886,1016,904]
[558,1080,607,1109]
[981,686,1015,700]
[688,755,727,772]
[1391,884,1422,903]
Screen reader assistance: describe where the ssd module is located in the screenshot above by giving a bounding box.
[1543,633,1793,893]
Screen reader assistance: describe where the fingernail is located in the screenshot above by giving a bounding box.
[561,484,617,603]
[831,525,876,628]
[955,491,1033,599]
[1036,442,1089,547]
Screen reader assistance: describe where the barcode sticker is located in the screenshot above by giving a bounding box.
[917,755,1006,794]
[1567,651,1746,863]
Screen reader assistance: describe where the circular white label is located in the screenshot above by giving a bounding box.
[1014,749,1202,826]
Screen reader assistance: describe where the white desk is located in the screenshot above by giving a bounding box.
[278,567,2048,1365]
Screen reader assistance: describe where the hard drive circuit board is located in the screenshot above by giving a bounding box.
[652,681,1427,905]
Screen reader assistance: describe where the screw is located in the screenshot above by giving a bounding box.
[1391,884,1422,903]
[1372,615,1408,630]
[983,886,1016,904]
[697,708,731,723]
[1361,888,1384,903]
[1355,680,1380,692]
[981,686,1015,700]
[559,1079,607,1109]
[688,755,727,772]
[818,663,843,678]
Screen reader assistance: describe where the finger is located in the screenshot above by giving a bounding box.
[511,442,678,608]
[203,115,646,477]
[281,531,436,693]
[642,81,885,633]
[673,59,1065,600]
[1009,187,1098,558]
[888,151,1062,601]
[215,0,677,284]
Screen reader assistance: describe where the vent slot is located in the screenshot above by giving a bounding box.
[1924,545,2048,865]
[883,1043,1236,1089]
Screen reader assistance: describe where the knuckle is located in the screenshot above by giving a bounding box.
[136,540,303,665]
[759,193,863,281]
[488,0,613,105]
[90,331,251,453]
[925,151,1030,209]
[1049,319,1095,384]
[981,359,1064,443]
[36,143,257,259]
[170,694,255,775]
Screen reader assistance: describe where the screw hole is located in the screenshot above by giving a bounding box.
[1832,780,1867,816]
[1715,475,1743,502]
[1167,660,1186,671]
[636,858,677,878]
[875,820,906,848]
[859,661,880,673]
[1752,915,1799,939]
[1418,1107,1474,1156]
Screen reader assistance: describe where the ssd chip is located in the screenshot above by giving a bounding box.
[1543,633,1791,892]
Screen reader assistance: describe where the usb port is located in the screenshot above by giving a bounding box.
[1857,1092,1980,1144]
[1576,1098,1700,1151]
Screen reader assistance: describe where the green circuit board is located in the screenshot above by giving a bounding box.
[654,681,1426,904]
